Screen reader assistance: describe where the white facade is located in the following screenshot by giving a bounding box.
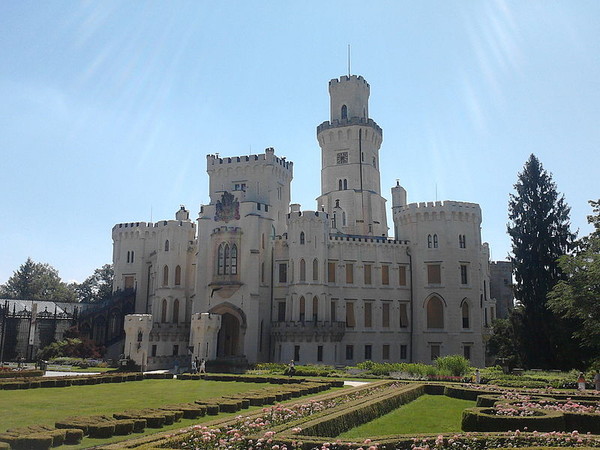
[118,75,495,370]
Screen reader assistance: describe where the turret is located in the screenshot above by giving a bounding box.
[316,75,388,237]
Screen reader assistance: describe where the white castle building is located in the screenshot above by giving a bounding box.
[116,75,496,370]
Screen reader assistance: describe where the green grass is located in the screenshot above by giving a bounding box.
[0,379,269,446]
[338,394,475,438]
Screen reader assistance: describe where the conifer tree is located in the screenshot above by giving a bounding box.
[507,154,576,369]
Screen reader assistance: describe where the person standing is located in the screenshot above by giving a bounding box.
[288,360,296,377]
[191,358,197,374]
[199,358,206,374]
[577,372,586,391]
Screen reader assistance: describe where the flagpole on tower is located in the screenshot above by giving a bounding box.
[347,44,351,76]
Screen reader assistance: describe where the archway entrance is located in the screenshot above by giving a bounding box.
[216,313,241,357]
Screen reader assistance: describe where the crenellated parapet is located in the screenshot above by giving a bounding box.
[206,147,293,174]
[393,200,482,226]
[317,117,382,137]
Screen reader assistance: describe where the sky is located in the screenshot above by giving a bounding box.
[1,1,599,284]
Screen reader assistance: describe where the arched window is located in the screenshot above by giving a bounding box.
[342,211,346,226]
[299,296,306,322]
[341,104,348,120]
[175,265,182,285]
[343,179,348,190]
[299,259,306,281]
[173,299,179,324]
[312,296,319,322]
[230,244,238,275]
[126,251,130,263]
[162,265,169,286]
[427,234,432,248]
[217,243,225,275]
[338,179,343,190]
[164,240,170,251]
[461,301,470,329]
[459,234,466,248]
[427,296,444,329]
[131,251,134,263]
[312,259,319,281]
[433,234,439,248]
[300,232,305,245]
[223,244,230,274]
[161,299,168,323]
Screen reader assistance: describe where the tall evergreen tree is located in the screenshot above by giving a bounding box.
[507,154,576,369]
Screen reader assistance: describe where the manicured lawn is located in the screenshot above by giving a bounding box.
[0,379,266,432]
[338,394,475,438]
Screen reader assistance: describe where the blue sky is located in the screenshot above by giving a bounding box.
[1,1,599,284]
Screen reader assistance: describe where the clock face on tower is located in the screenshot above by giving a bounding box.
[336,151,348,164]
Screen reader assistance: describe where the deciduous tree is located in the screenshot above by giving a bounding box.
[0,258,76,302]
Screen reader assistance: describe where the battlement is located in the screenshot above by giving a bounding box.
[317,117,382,135]
[329,75,369,88]
[329,234,409,246]
[395,200,481,214]
[206,147,293,172]
[286,210,329,221]
[113,220,194,232]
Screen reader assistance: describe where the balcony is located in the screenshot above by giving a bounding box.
[270,320,346,342]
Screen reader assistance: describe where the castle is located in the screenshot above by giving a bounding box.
[115,74,496,370]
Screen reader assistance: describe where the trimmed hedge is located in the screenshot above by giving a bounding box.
[0,370,44,379]
[462,407,566,432]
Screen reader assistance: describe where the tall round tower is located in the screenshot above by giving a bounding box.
[316,75,387,236]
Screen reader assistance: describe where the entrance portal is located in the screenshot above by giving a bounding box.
[216,313,241,357]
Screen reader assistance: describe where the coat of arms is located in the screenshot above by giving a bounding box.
[214,191,240,223]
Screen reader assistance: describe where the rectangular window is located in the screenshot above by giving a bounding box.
[460,264,468,285]
[400,344,407,360]
[278,263,287,283]
[328,262,336,283]
[382,302,390,328]
[294,345,300,362]
[330,300,337,322]
[364,344,372,360]
[317,345,323,362]
[261,262,265,283]
[430,344,441,361]
[346,263,354,284]
[151,345,157,357]
[173,345,179,356]
[345,345,354,360]
[364,302,372,328]
[364,264,372,285]
[277,302,286,322]
[382,344,390,360]
[124,276,135,290]
[463,345,471,360]
[427,264,441,284]
[381,265,389,285]
[398,266,407,286]
[345,301,356,328]
[399,303,409,328]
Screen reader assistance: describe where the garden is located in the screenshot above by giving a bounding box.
[1,357,600,450]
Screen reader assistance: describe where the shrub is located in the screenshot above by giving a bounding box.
[435,354,471,376]
[462,407,566,432]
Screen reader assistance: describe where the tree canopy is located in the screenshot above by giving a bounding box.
[548,199,600,358]
[0,257,76,302]
[74,264,114,303]
[507,154,578,369]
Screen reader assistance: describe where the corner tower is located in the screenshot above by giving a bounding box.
[316,75,388,236]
